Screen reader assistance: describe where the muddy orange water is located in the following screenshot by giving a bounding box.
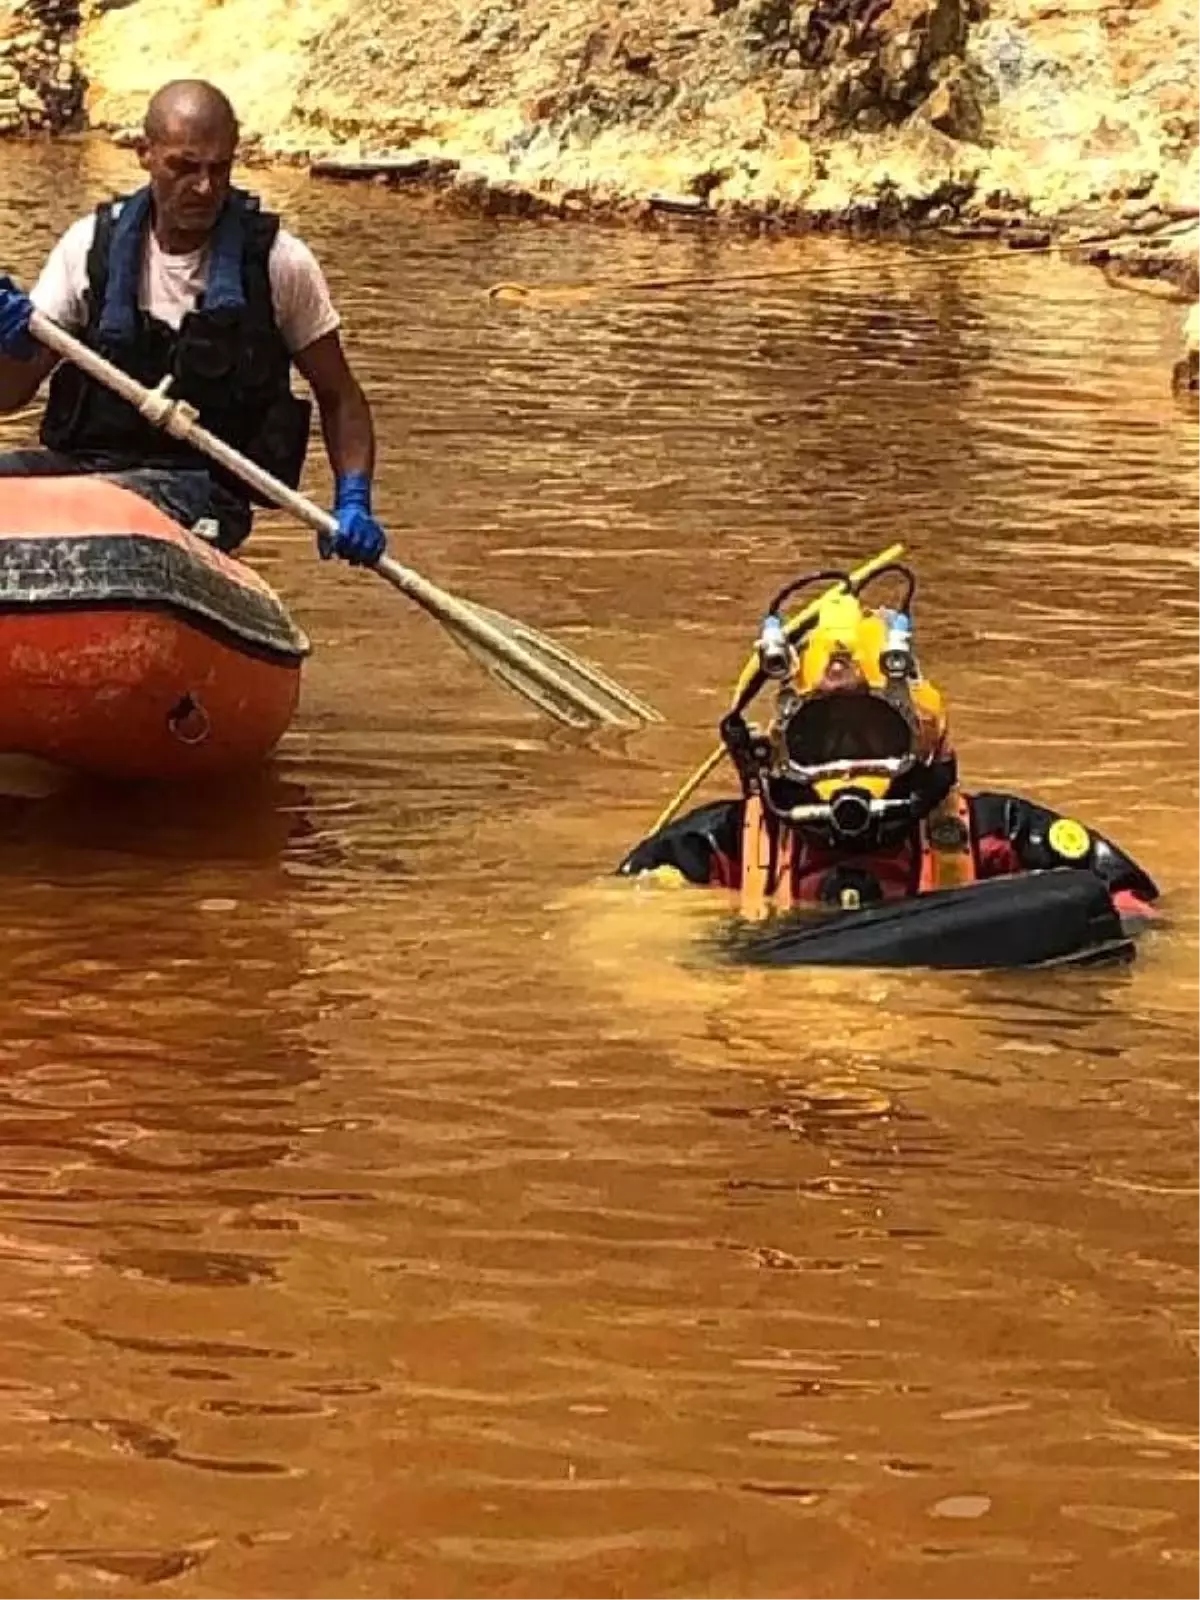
[0,143,1195,1600]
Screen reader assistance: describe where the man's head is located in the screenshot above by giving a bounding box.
[139,80,239,246]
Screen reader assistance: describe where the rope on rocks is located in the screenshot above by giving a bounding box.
[486,225,1199,308]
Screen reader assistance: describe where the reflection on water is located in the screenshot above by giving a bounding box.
[0,139,1194,1599]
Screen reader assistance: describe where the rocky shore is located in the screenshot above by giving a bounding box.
[0,0,83,136]
[0,0,1195,338]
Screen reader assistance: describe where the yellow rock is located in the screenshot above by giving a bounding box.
[79,0,350,138]
[67,0,1197,232]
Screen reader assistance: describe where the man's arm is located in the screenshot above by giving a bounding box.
[270,229,385,564]
[293,329,376,479]
[293,329,385,565]
[0,219,92,412]
[0,218,91,413]
[0,347,58,414]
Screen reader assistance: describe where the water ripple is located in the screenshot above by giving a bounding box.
[0,140,1192,1599]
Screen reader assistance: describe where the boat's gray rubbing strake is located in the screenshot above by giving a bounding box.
[0,534,310,661]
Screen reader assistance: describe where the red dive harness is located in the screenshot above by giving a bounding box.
[735,791,977,921]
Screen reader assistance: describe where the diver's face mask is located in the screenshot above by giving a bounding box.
[768,689,927,846]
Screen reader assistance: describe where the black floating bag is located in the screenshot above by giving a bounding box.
[716,869,1133,971]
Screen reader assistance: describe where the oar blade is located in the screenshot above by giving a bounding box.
[469,602,664,727]
[374,556,659,730]
[440,617,608,729]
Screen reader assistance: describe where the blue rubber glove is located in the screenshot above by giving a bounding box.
[0,276,35,361]
[320,472,387,566]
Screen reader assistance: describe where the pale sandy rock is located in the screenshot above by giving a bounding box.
[1157,145,1200,213]
[78,0,350,137]
[0,0,1190,243]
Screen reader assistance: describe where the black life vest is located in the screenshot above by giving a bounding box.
[40,185,312,503]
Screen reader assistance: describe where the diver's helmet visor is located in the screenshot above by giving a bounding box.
[781,692,915,774]
[774,692,921,840]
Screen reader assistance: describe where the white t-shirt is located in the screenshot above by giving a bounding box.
[30,211,341,356]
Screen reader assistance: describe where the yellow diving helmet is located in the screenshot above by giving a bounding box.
[722,563,957,849]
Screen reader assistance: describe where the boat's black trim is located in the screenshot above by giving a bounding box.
[0,534,309,662]
[715,868,1134,970]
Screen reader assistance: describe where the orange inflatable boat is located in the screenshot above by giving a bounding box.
[0,476,309,780]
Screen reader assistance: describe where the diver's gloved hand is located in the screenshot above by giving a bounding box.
[320,472,387,567]
[0,276,35,360]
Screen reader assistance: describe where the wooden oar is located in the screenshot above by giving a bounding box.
[27,309,662,733]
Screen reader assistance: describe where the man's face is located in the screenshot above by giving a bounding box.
[139,122,237,238]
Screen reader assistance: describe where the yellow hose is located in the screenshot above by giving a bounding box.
[646,542,905,837]
[646,745,727,838]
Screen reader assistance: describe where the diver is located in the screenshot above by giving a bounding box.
[618,557,1159,957]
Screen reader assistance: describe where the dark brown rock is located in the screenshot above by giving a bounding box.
[920,63,983,142]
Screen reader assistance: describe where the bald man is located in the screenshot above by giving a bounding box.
[0,79,385,564]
